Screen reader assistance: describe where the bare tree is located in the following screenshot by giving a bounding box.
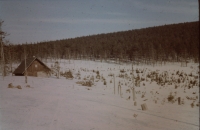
[0,20,7,79]
[4,40,13,75]
[24,46,28,83]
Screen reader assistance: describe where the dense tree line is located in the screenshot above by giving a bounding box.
[2,21,199,65]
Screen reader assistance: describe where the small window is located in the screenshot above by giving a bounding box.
[35,64,38,68]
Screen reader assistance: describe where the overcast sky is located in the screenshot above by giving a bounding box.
[0,0,199,44]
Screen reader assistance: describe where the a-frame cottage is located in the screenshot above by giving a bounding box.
[13,57,51,77]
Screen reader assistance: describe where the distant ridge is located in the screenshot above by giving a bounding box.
[5,21,199,63]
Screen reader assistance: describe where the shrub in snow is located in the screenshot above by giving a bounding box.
[141,94,145,98]
[192,92,196,94]
[95,79,99,82]
[83,76,87,80]
[60,71,64,76]
[75,71,81,77]
[110,79,112,83]
[8,83,14,88]
[16,85,22,89]
[194,75,198,79]
[120,69,125,73]
[167,92,175,103]
[90,75,94,82]
[191,102,195,108]
[76,80,93,87]
[141,77,145,81]
[83,80,93,87]
[108,73,113,77]
[118,74,125,78]
[133,113,138,118]
[178,78,181,83]
[96,74,100,79]
[188,73,192,77]
[126,96,130,100]
[101,75,105,80]
[26,85,30,88]
[76,81,84,85]
[65,70,73,79]
[104,80,106,85]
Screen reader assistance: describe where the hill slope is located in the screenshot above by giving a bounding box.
[6,21,199,63]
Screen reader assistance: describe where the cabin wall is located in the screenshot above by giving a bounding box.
[15,74,24,76]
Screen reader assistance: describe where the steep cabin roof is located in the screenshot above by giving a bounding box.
[13,57,51,75]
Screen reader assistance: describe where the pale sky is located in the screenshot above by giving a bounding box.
[0,0,199,44]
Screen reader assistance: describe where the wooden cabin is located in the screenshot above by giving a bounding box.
[13,57,51,77]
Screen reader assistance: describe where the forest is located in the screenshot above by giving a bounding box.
[1,21,199,65]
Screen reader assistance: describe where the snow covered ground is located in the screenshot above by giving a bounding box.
[0,60,199,130]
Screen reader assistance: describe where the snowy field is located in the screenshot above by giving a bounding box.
[0,60,199,130]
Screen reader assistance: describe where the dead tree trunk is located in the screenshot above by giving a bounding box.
[0,25,5,80]
[24,47,27,83]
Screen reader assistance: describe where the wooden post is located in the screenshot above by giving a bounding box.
[132,62,136,101]
[9,45,12,75]
[178,97,181,105]
[132,87,136,101]
[57,67,60,79]
[114,74,115,94]
[141,103,148,111]
[119,84,122,97]
[118,81,120,95]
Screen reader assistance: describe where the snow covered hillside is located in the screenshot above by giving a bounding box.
[0,60,199,130]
